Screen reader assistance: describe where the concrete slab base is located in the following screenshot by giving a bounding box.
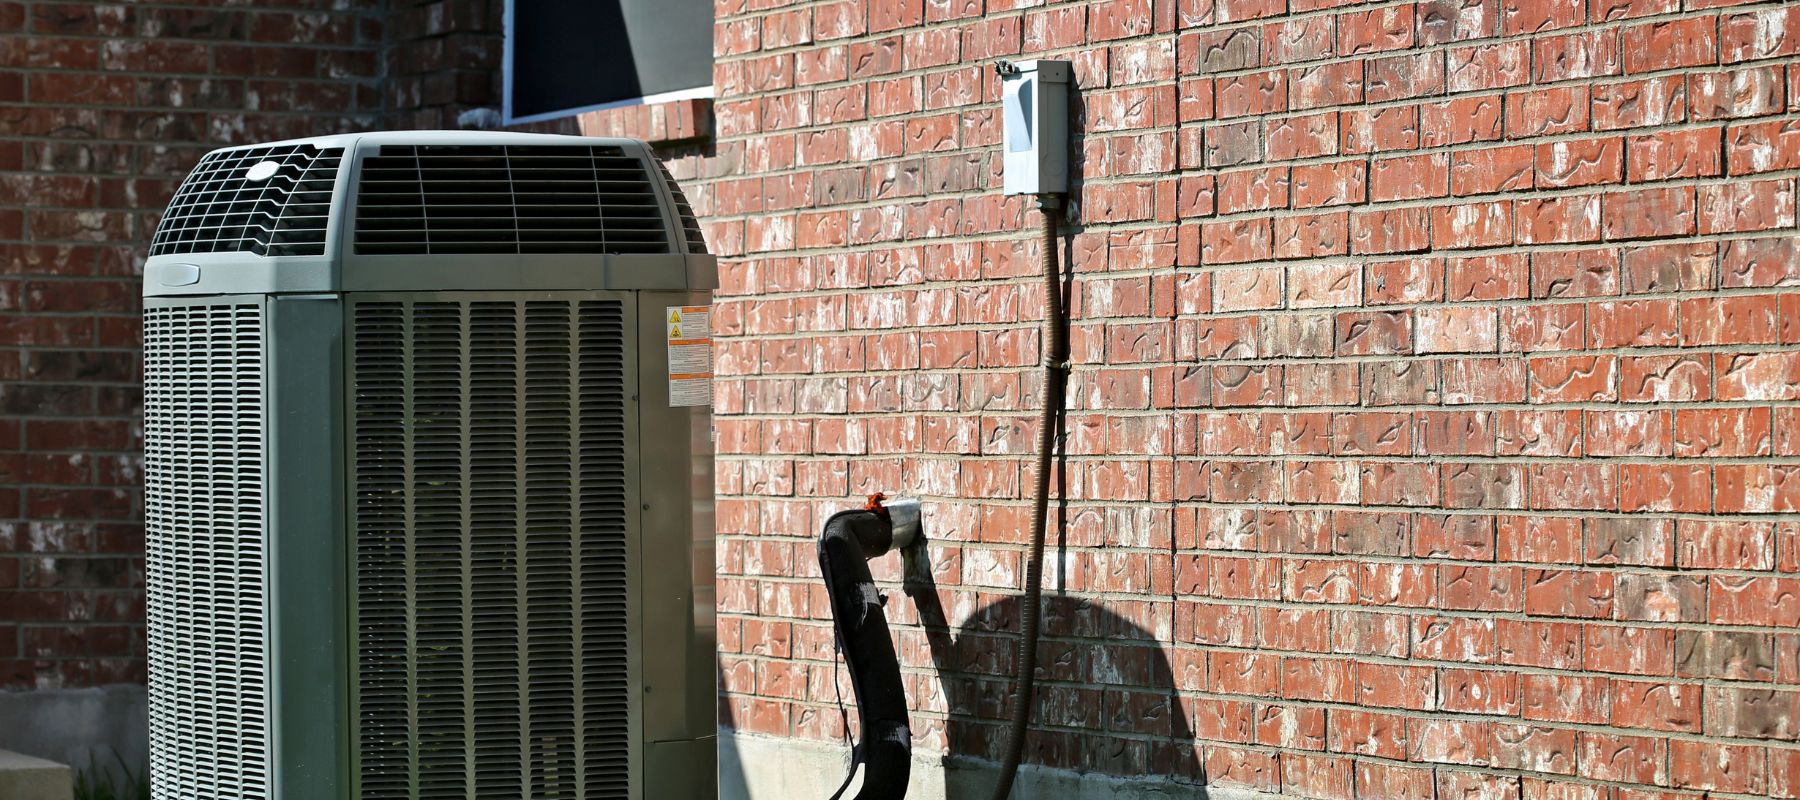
[0,685,147,790]
[0,750,73,800]
[719,729,1286,800]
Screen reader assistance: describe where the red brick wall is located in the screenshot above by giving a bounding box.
[666,0,1800,795]
[0,0,529,690]
[0,0,386,688]
[384,0,506,129]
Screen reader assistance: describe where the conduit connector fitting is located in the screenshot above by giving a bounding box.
[844,494,930,591]
[886,497,922,550]
[851,492,921,558]
[887,497,933,594]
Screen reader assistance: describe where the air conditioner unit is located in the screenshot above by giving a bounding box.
[140,132,717,800]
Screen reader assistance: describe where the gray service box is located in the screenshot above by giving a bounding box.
[1001,59,1072,196]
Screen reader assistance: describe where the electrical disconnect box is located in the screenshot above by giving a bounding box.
[1000,59,1072,196]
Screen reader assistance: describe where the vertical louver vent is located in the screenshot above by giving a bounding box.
[144,303,269,800]
[150,145,342,257]
[354,145,671,255]
[352,298,633,799]
[656,162,708,254]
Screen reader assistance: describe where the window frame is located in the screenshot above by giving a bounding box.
[501,0,717,125]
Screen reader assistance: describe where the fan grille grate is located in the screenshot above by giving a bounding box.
[150,145,342,257]
[144,302,270,800]
[354,145,671,256]
[656,162,708,254]
[352,298,633,799]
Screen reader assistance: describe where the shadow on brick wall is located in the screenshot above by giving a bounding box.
[717,685,752,798]
[908,578,1204,790]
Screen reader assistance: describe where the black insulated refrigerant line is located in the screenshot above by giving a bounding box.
[987,196,1069,800]
[819,496,917,800]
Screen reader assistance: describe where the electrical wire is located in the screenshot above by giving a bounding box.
[827,638,858,800]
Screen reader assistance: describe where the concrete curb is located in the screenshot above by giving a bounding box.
[0,685,148,792]
[0,750,73,800]
[719,729,1290,800]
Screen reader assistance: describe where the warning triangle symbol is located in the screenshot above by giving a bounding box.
[670,324,683,338]
[668,310,682,323]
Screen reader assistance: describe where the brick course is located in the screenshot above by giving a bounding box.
[655,0,1800,796]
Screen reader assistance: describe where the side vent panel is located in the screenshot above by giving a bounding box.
[351,298,633,799]
[656,163,708,254]
[144,303,269,800]
[150,145,342,258]
[354,145,671,256]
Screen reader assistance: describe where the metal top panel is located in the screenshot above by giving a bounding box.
[180,130,651,155]
[143,132,717,298]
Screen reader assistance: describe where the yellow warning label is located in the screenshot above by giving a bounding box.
[666,305,713,408]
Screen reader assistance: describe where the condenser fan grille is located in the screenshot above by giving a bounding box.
[150,145,341,257]
[656,162,707,254]
[144,302,270,800]
[354,144,671,255]
[351,298,633,799]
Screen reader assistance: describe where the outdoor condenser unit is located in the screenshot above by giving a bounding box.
[141,132,717,800]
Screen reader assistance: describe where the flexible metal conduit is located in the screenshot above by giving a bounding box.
[988,198,1068,800]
